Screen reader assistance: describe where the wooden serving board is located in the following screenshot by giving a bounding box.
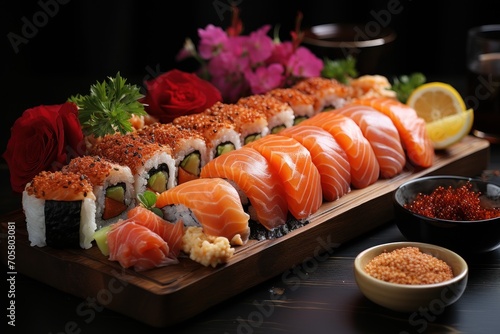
[0,136,491,327]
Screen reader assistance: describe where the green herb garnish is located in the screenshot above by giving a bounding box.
[321,56,358,84]
[390,72,426,103]
[69,72,146,138]
[137,190,163,218]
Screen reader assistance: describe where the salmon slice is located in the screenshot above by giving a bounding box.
[126,206,185,257]
[300,113,380,189]
[200,146,288,231]
[107,220,178,272]
[333,104,406,178]
[350,97,434,168]
[155,178,250,245]
[247,134,323,220]
[280,125,351,201]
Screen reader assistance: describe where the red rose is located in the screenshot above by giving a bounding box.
[142,69,222,123]
[3,102,85,192]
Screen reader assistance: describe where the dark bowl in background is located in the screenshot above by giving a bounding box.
[302,23,397,75]
[393,175,500,254]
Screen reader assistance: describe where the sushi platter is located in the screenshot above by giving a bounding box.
[0,135,490,327]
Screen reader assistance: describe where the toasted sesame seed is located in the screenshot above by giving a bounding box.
[364,247,454,285]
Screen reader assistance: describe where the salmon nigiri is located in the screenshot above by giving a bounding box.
[247,134,323,220]
[279,125,351,201]
[200,146,288,232]
[333,104,406,178]
[350,97,434,168]
[126,206,185,257]
[155,178,250,245]
[107,220,178,272]
[300,113,380,189]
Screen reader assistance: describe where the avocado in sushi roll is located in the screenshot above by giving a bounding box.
[63,156,135,229]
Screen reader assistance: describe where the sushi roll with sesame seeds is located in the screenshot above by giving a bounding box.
[89,133,176,195]
[136,123,209,185]
[173,113,242,161]
[293,77,350,111]
[265,88,322,125]
[203,101,270,146]
[22,171,97,249]
[63,156,135,228]
[237,94,295,134]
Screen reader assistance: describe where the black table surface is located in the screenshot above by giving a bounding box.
[2,144,500,334]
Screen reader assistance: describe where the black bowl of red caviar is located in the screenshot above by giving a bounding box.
[393,175,500,254]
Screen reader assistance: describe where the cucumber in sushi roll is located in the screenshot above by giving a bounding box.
[173,113,242,161]
[63,156,135,229]
[266,88,322,125]
[136,123,209,185]
[293,77,350,111]
[237,94,295,135]
[203,101,270,146]
[22,171,97,249]
[89,133,177,195]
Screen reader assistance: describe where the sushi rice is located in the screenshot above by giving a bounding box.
[22,171,97,249]
[136,123,209,183]
[135,151,176,195]
[89,133,177,195]
[237,94,295,134]
[173,113,242,161]
[63,156,136,229]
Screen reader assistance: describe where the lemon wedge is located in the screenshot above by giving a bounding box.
[407,82,466,122]
[425,108,474,149]
[407,81,472,149]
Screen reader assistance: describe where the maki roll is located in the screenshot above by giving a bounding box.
[136,123,208,185]
[237,94,295,134]
[89,133,176,195]
[293,77,350,111]
[63,156,135,228]
[22,171,97,249]
[265,88,321,125]
[203,101,269,145]
[173,113,242,161]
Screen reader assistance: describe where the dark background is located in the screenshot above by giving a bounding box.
[1,0,499,171]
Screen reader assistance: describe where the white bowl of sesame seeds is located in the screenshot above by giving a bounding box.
[354,241,468,313]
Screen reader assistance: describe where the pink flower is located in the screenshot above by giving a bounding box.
[198,24,229,59]
[208,50,249,79]
[211,74,249,103]
[208,53,250,102]
[267,41,294,67]
[177,11,325,103]
[287,46,324,78]
[245,63,284,95]
[225,36,250,64]
[245,25,274,65]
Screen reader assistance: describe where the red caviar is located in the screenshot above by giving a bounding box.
[405,181,500,221]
